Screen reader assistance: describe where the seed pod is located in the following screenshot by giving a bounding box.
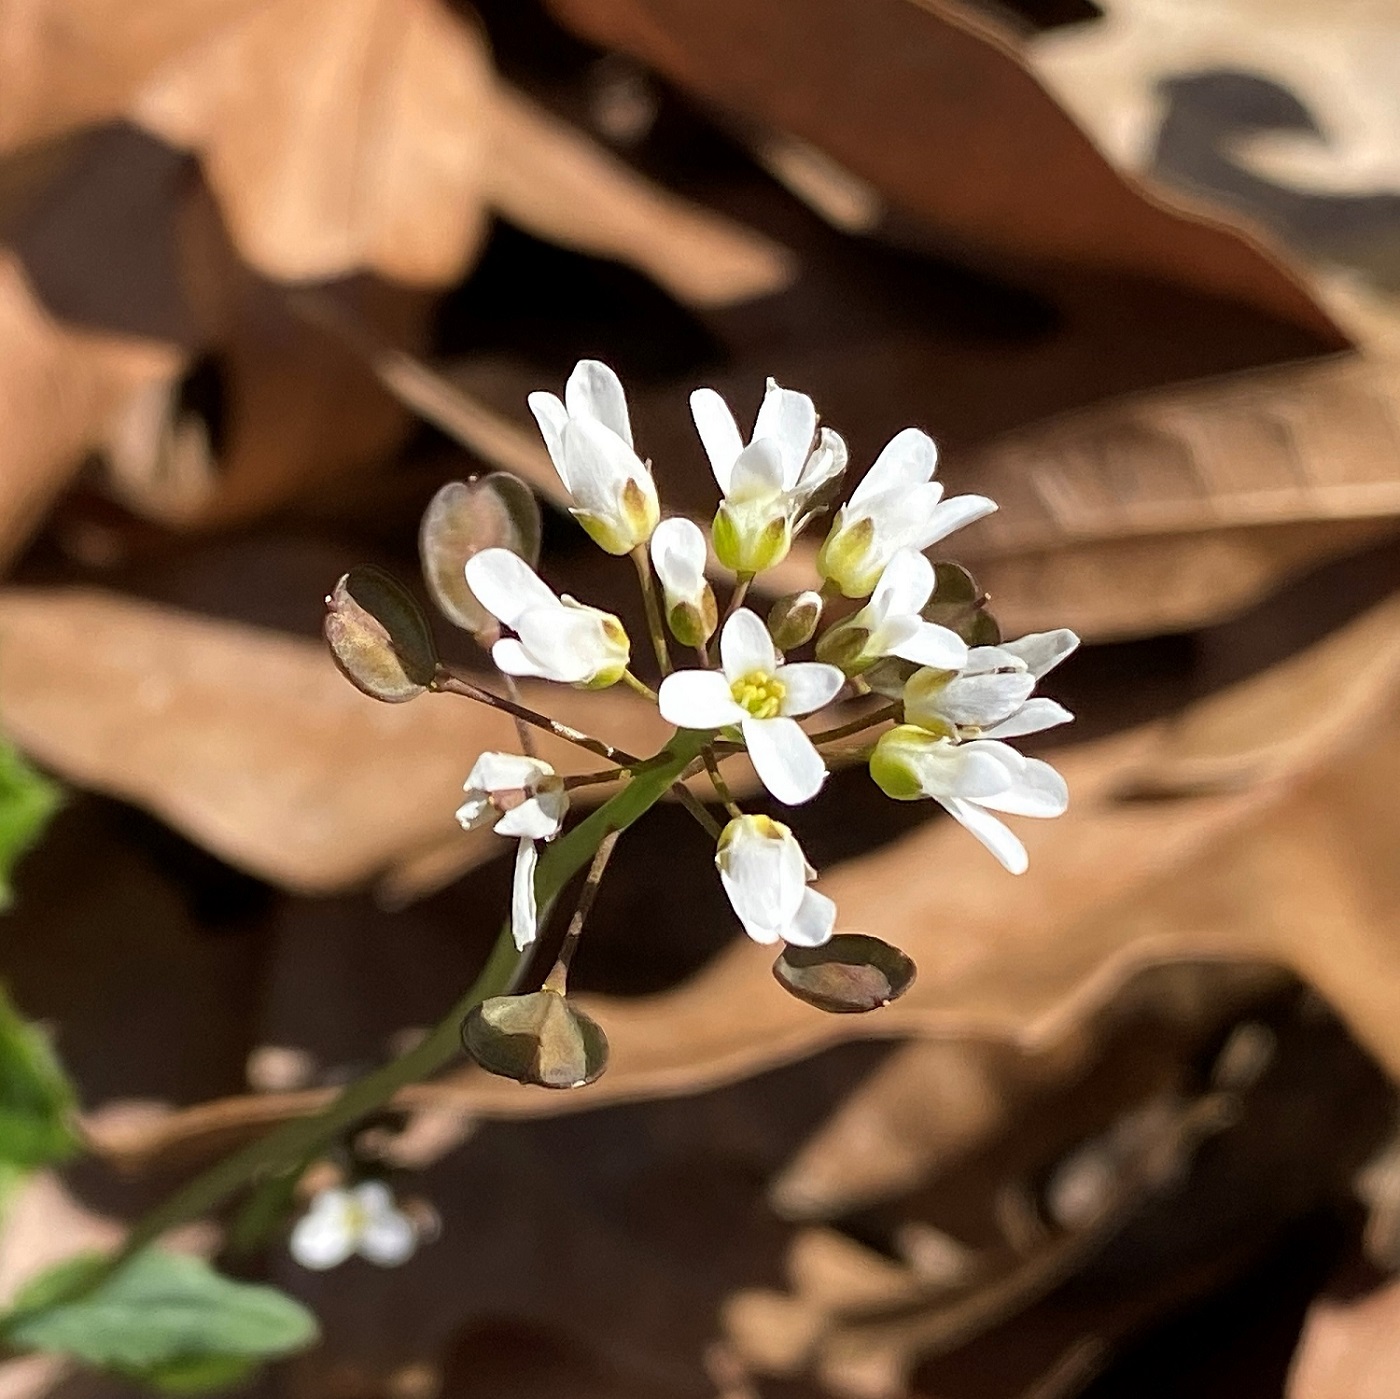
[462,990,609,1089]
[324,567,437,703]
[419,475,542,642]
[924,562,1001,646]
[773,934,916,1014]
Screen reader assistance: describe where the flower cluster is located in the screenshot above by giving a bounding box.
[456,360,1078,950]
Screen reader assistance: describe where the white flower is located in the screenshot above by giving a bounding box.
[716,815,835,946]
[815,549,969,676]
[817,428,996,598]
[464,548,630,688]
[456,752,569,838]
[690,378,847,574]
[870,725,1069,874]
[904,629,1079,739]
[649,516,717,647]
[658,610,844,805]
[456,753,567,951]
[528,359,659,554]
[289,1181,418,1271]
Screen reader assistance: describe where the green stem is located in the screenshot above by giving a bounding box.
[631,546,672,677]
[25,730,713,1312]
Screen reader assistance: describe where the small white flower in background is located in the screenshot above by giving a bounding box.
[289,1181,418,1271]
[690,378,847,574]
[816,549,969,676]
[528,359,659,554]
[650,516,717,648]
[817,428,997,598]
[658,609,844,805]
[457,752,569,950]
[465,548,630,688]
[870,725,1069,874]
[903,629,1079,739]
[716,815,835,946]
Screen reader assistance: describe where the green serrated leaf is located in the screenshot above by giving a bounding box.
[0,983,78,1170]
[0,737,60,911]
[3,1250,318,1387]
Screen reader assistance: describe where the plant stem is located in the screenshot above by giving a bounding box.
[433,665,625,763]
[807,700,901,747]
[542,828,622,994]
[500,674,538,759]
[621,670,659,701]
[631,546,672,677]
[702,747,744,820]
[563,767,628,790]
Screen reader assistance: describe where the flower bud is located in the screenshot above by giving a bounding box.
[650,517,717,648]
[815,513,878,598]
[923,562,1000,646]
[419,474,541,642]
[767,591,823,651]
[813,617,871,674]
[324,567,438,703]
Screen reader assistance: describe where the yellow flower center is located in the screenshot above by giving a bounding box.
[731,670,786,719]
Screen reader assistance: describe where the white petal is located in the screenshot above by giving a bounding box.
[511,838,539,949]
[513,607,607,684]
[289,1194,356,1271]
[1001,629,1080,680]
[872,549,935,618]
[565,359,632,446]
[982,698,1074,739]
[727,439,785,504]
[977,757,1069,818]
[889,621,968,671]
[559,416,644,516]
[690,387,744,492]
[911,493,998,550]
[720,609,778,681]
[752,379,817,487]
[650,516,707,598]
[938,798,1028,874]
[849,428,937,507]
[912,738,1023,801]
[358,1210,418,1267]
[495,795,566,840]
[929,671,1036,728]
[743,716,827,805]
[465,550,559,629]
[455,794,492,830]
[796,427,848,498]
[775,661,845,717]
[718,821,808,940]
[783,888,837,947]
[468,752,551,793]
[491,637,561,681]
[658,670,747,729]
[964,645,1026,673]
[527,392,568,474]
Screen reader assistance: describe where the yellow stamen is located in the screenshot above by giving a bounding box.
[731,670,786,719]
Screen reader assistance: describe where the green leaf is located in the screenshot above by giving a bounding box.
[0,983,78,1170]
[3,1250,318,1389]
[0,737,60,911]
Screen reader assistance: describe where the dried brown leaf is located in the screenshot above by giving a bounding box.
[956,352,1400,637]
[545,0,1342,339]
[0,588,673,893]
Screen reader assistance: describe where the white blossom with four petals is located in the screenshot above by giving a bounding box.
[289,1182,418,1271]
[816,548,969,675]
[690,378,847,574]
[456,752,569,949]
[465,548,630,688]
[871,726,1069,874]
[904,629,1079,740]
[818,428,997,598]
[657,609,844,805]
[528,360,659,554]
[716,815,835,947]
